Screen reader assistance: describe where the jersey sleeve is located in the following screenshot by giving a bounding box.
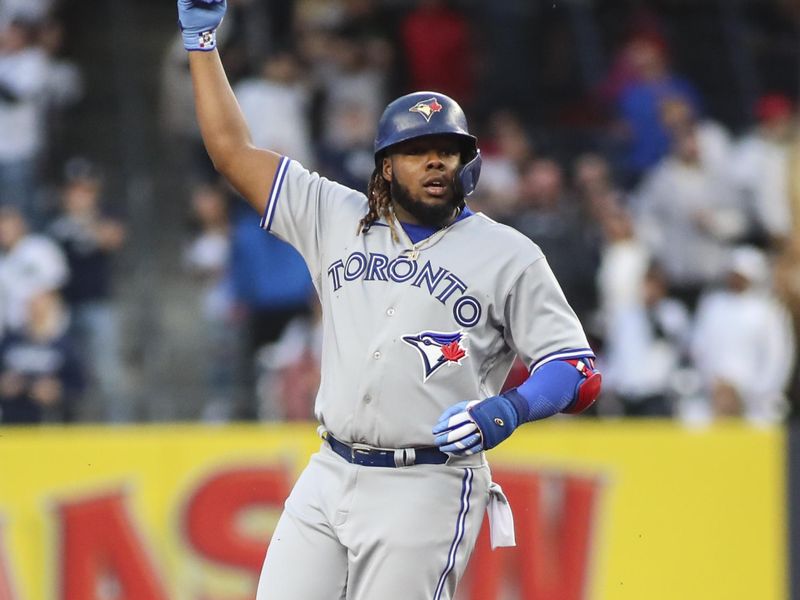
[504,257,594,372]
[259,157,362,278]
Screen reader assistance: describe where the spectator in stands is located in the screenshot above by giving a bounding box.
[229,203,315,420]
[234,51,315,168]
[313,27,388,152]
[0,1,53,28]
[182,183,237,422]
[332,0,396,91]
[0,205,68,335]
[255,300,322,421]
[47,158,131,422]
[594,192,692,417]
[594,19,667,110]
[659,94,732,180]
[573,152,629,215]
[474,109,535,220]
[316,102,376,194]
[614,34,702,186]
[38,17,82,110]
[730,93,796,249]
[0,288,84,424]
[595,194,650,328]
[509,157,601,325]
[334,0,395,43]
[632,125,748,312]
[601,254,691,416]
[0,17,50,226]
[38,16,84,181]
[691,246,795,424]
[399,0,474,105]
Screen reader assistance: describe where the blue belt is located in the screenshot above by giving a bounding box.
[325,434,448,467]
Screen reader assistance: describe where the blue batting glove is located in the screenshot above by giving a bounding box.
[433,395,521,456]
[177,0,226,51]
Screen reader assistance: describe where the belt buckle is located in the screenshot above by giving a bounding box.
[350,442,374,461]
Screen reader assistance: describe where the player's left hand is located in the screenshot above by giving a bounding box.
[433,395,520,456]
[433,400,482,455]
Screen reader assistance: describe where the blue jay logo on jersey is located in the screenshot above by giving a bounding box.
[402,330,468,382]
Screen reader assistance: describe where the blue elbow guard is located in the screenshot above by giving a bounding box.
[502,358,602,423]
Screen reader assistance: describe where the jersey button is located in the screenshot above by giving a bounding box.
[386,307,395,316]
[363,395,372,404]
[373,351,381,360]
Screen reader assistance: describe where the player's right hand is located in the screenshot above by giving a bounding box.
[177,0,226,52]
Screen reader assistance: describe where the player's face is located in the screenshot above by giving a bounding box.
[383,136,463,227]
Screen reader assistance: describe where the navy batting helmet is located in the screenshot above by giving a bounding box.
[374,91,482,196]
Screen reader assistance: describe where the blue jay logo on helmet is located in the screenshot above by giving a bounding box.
[402,330,468,381]
[409,97,444,122]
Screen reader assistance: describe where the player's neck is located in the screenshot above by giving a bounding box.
[391,200,458,229]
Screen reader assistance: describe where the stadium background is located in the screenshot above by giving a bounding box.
[0,0,799,598]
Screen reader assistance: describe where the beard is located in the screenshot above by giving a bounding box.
[390,178,464,228]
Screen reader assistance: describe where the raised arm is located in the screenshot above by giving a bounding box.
[178,0,280,215]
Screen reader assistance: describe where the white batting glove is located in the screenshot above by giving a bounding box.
[432,400,483,456]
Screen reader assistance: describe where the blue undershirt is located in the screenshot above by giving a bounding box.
[399,206,474,244]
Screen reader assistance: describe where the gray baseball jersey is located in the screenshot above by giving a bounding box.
[261,156,593,449]
[256,156,593,600]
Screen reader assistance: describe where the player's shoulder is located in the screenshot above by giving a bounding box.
[286,158,367,215]
[463,211,545,260]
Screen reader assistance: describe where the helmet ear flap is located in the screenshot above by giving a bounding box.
[455,150,482,197]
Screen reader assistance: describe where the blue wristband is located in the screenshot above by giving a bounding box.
[467,395,519,450]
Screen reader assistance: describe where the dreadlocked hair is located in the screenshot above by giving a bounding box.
[358,167,400,241]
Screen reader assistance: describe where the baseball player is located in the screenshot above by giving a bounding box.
[177,1,601,598]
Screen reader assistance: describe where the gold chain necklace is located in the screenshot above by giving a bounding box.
[405,227,453,260]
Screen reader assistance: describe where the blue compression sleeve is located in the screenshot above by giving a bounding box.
[502,360,586,423]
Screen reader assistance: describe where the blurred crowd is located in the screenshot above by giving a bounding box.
[0,0,132,425]
[2,0,800,427]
